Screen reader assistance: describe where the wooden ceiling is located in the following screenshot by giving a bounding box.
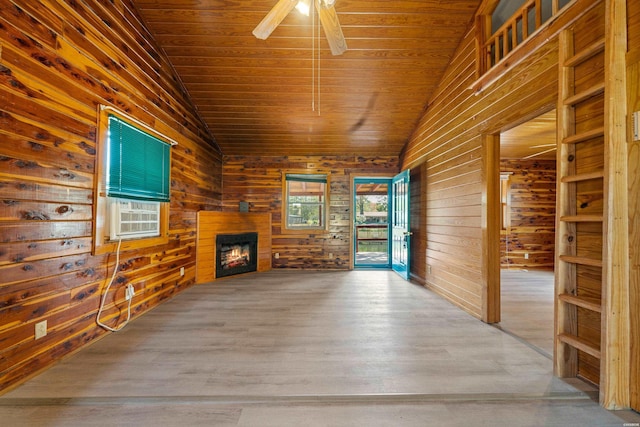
[132,0,482,156]
[500,110,557,160]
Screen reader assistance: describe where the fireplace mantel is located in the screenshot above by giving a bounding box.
[196,211,271,283]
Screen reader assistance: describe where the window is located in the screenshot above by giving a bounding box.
[284,173,328,230]
[105,114,171,203]
[93,107,175,254]
[500,173,512,231]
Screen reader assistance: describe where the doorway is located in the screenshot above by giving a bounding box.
[497,109,557,356]
[353,178,391,268]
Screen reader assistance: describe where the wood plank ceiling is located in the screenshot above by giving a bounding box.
[500,110,557,160]
[132,0,482,156]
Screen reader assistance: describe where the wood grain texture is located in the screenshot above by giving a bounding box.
[399,0,631,406]
[500,159,557,269]
[132,0,482,157]
[482,134,501,323]
[221,156,399,270]
[409,165,428,283]
[403,11,562,320]
[0,0,221,394]
[599,0,630,409]
[628,55,640,414]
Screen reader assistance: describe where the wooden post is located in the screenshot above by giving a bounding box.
[482,134,501,324]
[600,0,629,410]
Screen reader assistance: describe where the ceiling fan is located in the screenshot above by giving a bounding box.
[253,0,347,56]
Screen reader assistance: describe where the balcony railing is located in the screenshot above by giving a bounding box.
[355,224,388,253]
[479,0,571,74]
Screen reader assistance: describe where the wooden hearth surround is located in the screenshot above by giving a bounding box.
[196,212,272,283]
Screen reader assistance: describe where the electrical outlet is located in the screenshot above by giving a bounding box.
[125,284,135,301]
[274,252,279,259]
[427,265,432,275]
[180,267,185,277]
[524,253,529,259]
[328,252,333,259]
[35,320,47,340]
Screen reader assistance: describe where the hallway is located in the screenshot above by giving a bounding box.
[1,270,638,426]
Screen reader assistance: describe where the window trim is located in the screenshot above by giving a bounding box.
[92,106,175,255]
[281,171,330,233]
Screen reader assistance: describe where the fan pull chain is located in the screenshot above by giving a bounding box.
[311,1,315,112]
[317,6,321,117]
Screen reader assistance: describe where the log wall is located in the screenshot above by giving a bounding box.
[0,0,222,393]
[500,159,556,270]
[222,156,399,269]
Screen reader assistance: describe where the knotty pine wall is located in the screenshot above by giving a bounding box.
[0,0,222,393]
[500,159,556,270]
[222,156,399,269]
[401,0,600,322]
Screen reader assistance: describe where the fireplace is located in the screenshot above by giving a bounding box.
[216,232,258,278]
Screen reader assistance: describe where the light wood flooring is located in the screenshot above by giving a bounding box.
[2,270,639,426]
[499,269,555,357]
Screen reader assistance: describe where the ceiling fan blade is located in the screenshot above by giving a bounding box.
[316,0,347,55]
[253,0,297,40]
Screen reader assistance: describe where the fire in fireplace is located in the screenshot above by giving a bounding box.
[216,232,258,278]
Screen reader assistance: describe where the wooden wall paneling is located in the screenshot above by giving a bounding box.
[222,156,399,271]
[0,0,221,394]
[402,6,565,319]
[500,159,557,269]
[410,164,428,283]
[195,211,272,284]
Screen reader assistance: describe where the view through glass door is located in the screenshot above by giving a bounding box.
[354,178,390,268]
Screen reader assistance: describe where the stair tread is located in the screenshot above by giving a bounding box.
[559,254,603,267]
[564,37,605,67]
[558,293,602,313]
[562,126,605,144]
[563,82,605,106]
[558,333,601,359]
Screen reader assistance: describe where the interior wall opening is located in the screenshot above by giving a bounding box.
[498,109,558,356]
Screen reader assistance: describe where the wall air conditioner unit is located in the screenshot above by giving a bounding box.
[109,197,161,240]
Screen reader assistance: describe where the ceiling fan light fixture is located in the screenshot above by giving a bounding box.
[295,0,311,16]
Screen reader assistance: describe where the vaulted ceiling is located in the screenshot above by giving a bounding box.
[133,0,483,157]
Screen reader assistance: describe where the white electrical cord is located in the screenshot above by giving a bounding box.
[96,239,132,332]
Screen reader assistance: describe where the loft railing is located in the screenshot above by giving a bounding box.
[478,0,570,74]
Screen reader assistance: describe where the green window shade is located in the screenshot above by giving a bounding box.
[106,114,171,202]
[286,174,327,183]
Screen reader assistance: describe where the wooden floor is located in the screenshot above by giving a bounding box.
[2,270,639,426]
[500,269,555,357]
